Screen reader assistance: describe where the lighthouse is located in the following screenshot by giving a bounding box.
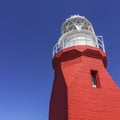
[49,15,120,120]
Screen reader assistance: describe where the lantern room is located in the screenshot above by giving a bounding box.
[53,15,105,56]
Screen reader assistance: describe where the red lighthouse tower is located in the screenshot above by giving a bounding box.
[49,15,120,120]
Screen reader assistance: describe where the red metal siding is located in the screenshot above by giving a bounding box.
[49,46,120,120]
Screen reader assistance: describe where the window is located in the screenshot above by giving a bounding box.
[91,70,100,88]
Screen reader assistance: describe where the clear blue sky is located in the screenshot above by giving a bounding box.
[0,0,120,120]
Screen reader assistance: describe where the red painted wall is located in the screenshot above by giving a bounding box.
[49,46,120,120]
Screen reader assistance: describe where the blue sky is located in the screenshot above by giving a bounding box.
[0,0,120,120]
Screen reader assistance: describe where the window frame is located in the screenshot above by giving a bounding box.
[90,70,101,88]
